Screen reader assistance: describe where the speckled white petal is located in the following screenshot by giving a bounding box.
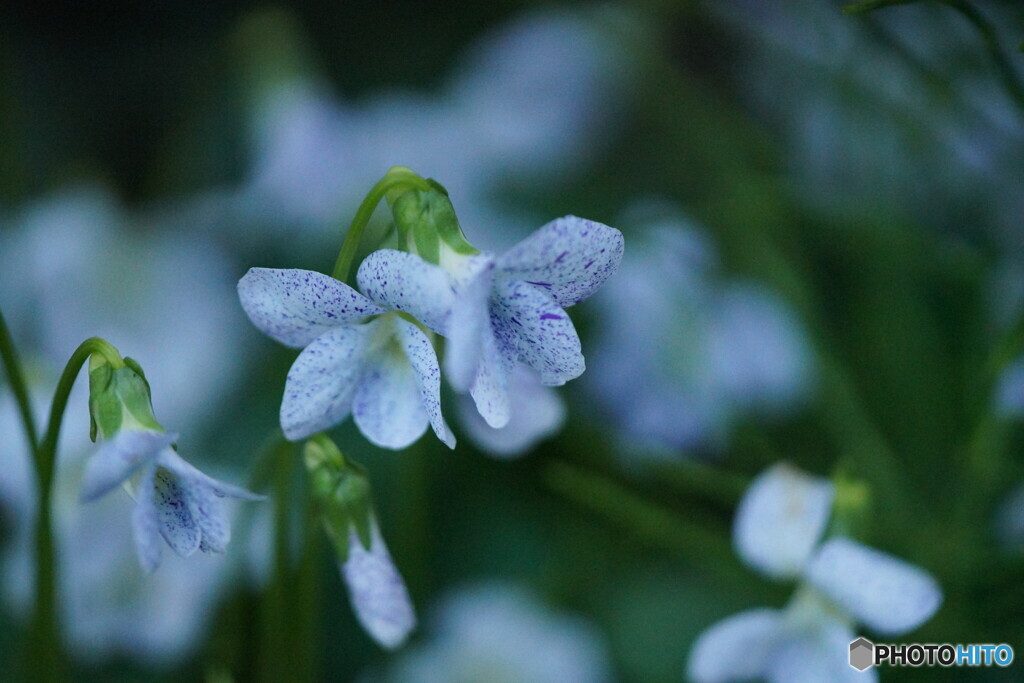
[497,216,624,308]
[396,318,455,449]
[492,277,583,386]
[688,609,782,683]
[356,249,456,334]
[342,519,416,649]
[469,327,514,428]
[238,267,384,348]
[132,462,162,573]
[458,364,565,458]
[352,339,430,450]
[805,538,942,636]
[768,617,870,683]
[176,478,231,554]
[80,430,176,503]
[153,469,202,558]
[444,256,495,392]
[733,463,834,579]
[280,324,372,441]
[157,447,265,502]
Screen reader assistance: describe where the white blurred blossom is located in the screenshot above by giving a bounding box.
[588,215,813,457]
[687,463,942,683]
[377,582,612,683]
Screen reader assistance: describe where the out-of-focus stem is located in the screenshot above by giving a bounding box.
[0,309,39,453]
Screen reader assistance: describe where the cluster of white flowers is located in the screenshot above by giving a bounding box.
[688,464,942,682]
[238,209,623,453]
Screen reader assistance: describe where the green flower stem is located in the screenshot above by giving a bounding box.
[26,337,124,681]
[0,308,39,454]
[293,476,324,683]
[330,170,432,284]
[259,439,296,683]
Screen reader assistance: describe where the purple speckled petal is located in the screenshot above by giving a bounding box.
[356,250,456,334]
[458,364,564,458]
[468,327,514,428]
[158,447,265,502]
[280,324,372,441]
[497,216,624,307]
[492,278,584,386]
[342,518,416,650]
[80,430,175,503]
[352,328,429,450]
[132,462,162,573]
[444,256,495,392]
[153,468,201,558]
[395,318,455,449]
[238,267,384,348]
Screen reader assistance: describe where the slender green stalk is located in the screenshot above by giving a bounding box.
[0,309,39,454]
[293,475,324,682]
[27,337,123,681]
[330,171,431,283]
[259,439,295,683]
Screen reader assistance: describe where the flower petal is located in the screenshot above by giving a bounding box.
[444,256,495,391]
[688,608,782,683]
[469,327,514,428]
[768,617,869,683]
[238,267,384,348]
[157,447,265,502]
[280,324,372,441]
[458,364,565,457]
[733,463,834,579]
[396,318,456,449]
[132,462,162,573]
[80,430,176,503]
[497,216,624,308]
[805,537,942,636]
[342,518,416,649]
[492,277,583,386]
[153,469,202,558]
[356,249,456,334]
[352,325,430,450]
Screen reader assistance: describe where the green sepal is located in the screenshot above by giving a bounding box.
[87,357,164,440]
[388,183,479,265]
[303,437,376,562]
[87,356,116,442]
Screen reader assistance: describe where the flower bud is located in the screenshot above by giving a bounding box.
[87,355,163,442]
[386,172,478,270]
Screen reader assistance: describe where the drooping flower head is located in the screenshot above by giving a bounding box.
[688,464,942,682]
[81,355,262,573]
[304,435,416,649]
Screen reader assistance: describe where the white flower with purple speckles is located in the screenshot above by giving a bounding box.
[342,516,417,650]
[79,430,263,573]
[357,216,623,429]
[237,267,455,449]
[688,464,943,682]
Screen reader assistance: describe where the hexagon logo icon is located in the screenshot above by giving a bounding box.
[849,637,875,672]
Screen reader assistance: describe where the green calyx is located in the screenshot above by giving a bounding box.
[88,355,164,442]
[387,176,479,266]
[828,469,872,539]
[303,435,374,562]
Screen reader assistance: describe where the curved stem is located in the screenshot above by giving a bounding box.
[0,309,39,457]
[330,171,431,284]
[28,336,124,681]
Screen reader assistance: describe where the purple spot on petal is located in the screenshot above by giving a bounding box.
[555,251,568,263]
[540,313,562,321]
